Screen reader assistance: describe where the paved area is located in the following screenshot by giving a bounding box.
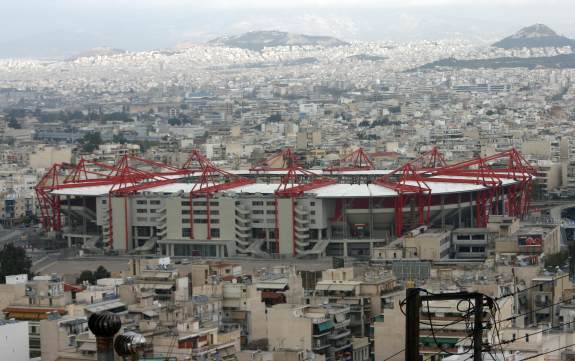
[34,255,337,276]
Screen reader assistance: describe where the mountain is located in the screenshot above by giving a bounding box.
[67,47,126,60]
[207,30,348,51]
[493,24,575,49]
[417,53,575,71]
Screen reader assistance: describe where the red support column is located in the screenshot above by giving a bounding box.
[107,193,113,248]
[206,194,211,240]
[292,196,296,257]
[189,193,194,240]
[124,196,129,251]
[274,198,280,254]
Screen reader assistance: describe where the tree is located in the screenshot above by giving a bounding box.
[94,266,111,280]
[80,132,103,153]
[0,244,32,283]
[544,250,569,271]
[7,116,21,129]
[112,133,127,144]
[76,270,95,285]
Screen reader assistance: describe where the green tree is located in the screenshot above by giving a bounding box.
[80,132,103,153]
[7,116,21,129]
[544,250,569,271]
[0,244,32,283]
[112,133,127,144]
[94,266,111,280]
[76,270,95,285]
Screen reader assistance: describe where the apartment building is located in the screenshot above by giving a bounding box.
[267,304,353,361]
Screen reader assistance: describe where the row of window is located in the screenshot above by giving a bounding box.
[182,228,220,238]
[182,218,220,224]
[136,208,157,213]
[181,201,219,206]
[252,210,276,215]
[136,200,162,205]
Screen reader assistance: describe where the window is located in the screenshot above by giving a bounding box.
[182,209,190,215]
[458,246,470,253]
[150,200,161,205]
[210,228,220,238]
[311,202,315,206]
[181,201,190,206]
[210,201,219,206]
[136,200,147,205]
[210,210,219,215]
[266,201,275,206]
[472,246,485,253]
[212,219,220,224]
[193,210,207,215]
[266,210,276,214]
[101,199,107,204]
[150,209,157,213]
[194,201,207,206]
[182,228,191,237]
[136,209,147,213]
[182,219,190,223]
[310,211,316,215]
[252,201,264,206]
[253,210,264,214]
[194,219,209,224]
[471,234,485,240]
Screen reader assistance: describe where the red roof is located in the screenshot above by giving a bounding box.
[64,283,84,292]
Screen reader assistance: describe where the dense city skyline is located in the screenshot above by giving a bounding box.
[2,0,575,58]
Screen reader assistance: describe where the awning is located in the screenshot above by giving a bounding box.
[256,281,288,290]
[142,310,158,318]
[315,283,357,292]
[317,320,334,332]
[78,342,97,352]
[84,300,126,313]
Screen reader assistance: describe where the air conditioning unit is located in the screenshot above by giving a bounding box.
[68,335,77,347]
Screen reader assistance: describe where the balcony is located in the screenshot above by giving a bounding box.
[331,341,352,352]
[329,329,351,340]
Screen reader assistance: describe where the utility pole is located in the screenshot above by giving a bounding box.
[405,288,421,361]
[405,290,487,361]
[473,294,484,361]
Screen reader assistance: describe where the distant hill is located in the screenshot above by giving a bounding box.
[493,24,575,49]
[417,53,575,71]
[207,30,348,51]
[67,47,126,60]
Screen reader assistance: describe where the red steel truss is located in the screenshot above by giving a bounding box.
[250,148,301,173]
[323,148,374,173]
[410,147,448,170]
[431,149,536,219]
[375,163,432,237]
[273,149,337,255]
[184,150,255,240]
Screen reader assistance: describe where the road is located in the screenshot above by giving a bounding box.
[0,229,23,246]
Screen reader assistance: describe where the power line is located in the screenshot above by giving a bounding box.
[494,273,569,301]
[488,319,575,349]
[381,348,404,361]
[522,342,575,361]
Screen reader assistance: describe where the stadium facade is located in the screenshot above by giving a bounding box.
[35,148,536,258]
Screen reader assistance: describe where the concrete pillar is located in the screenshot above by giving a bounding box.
[343,241,348,257]
[469,192,474,227]
[369,197,374,239]
[441,195,446,229]
[458,193,462,227]
[82,196,87,234]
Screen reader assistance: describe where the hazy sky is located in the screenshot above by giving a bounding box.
[2,0,575,58]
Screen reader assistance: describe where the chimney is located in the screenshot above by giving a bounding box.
[88,311,121,361]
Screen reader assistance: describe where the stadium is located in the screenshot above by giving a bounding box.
[35,148,536,258]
